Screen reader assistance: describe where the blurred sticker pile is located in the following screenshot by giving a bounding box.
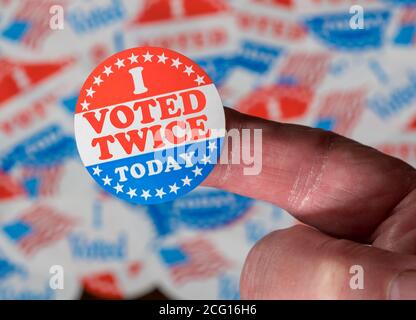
[0,0,415,300]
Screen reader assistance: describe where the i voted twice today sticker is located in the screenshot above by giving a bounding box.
[74,47,225,204]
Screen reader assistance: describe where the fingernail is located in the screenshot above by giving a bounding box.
[390,271,416,300]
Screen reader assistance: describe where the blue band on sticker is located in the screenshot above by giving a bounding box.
[86,137,223,205]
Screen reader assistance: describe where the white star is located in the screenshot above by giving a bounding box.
[183,65,194,76]
[181,176,192,187]
[114,58,125,69]
[113,183,124,194]
[207,141,217,152]
[103,65,113,76]
[86,87,95,97]
[81,100,90,111]
[93,75,103,86]
[157,53,168,64]
[143,51,153,62]
[169,183,180,194]
[192,166,203,177]
[102,175,112,186]
[155,187,166,199]
[140,189,151,200]
[201,154,211,165]
[128,53,139,64]
[92,165,102,176]
[194,75,205,85]
[171,57,182,69]
[127,188,137,198]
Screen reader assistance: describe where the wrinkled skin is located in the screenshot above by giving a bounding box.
[203,108,416,299]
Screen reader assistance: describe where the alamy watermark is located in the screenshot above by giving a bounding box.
[349,5,365,30]
[49,265,64,290]
[349,264,364,290]
[49,5,64,30]
[112,127,264,181]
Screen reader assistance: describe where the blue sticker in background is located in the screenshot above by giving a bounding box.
[0,252,26,281]
[218,274,240,300]
[0,125,76,198]
[394,25,416,45]
[60,94,79,114]
[367,70,416,120]
[383,0,416,5]
[305,10,391,50]
[234,41,283,74]
[196,55,235,86]
[0,125,77,172]
[1,20,31,42]
[147,189,254,236]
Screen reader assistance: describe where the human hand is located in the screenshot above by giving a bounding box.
[204,108,416,299]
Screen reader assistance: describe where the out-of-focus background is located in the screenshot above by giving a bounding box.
[0,0,415,300]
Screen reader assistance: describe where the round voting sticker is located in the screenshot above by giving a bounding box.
[74,47,225,204]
